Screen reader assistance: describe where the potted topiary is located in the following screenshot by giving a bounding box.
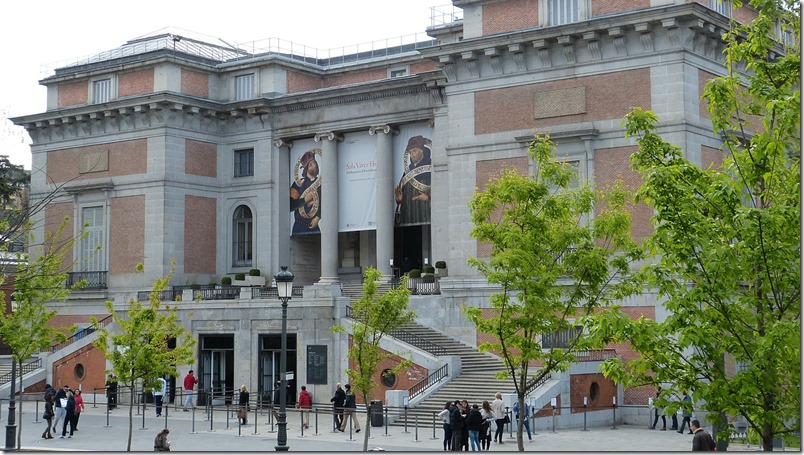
[422,265,435,283]
[246,268,265,286]
[233,273,247,286]
[408,268,421,278]
[221,276,232,286]
[435,260,447,277]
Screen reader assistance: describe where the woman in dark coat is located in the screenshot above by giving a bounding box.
[42,393,54,439]
[238,385,250,425]
[61,390,76,438]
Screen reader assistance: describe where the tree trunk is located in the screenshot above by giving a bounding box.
[127,385,134,451]
[16,367,22,450]
[363,411,370,451]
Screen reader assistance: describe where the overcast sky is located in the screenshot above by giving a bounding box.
[0,0,449,170]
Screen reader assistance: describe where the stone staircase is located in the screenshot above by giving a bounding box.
[341,282,394,302]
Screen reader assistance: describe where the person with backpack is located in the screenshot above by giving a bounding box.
[691,419,717,451]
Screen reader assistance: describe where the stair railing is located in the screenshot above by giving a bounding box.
[0,358,42,385]
[524,372,552,397]
[345,306,448,356]
[48,314,113,353]
[407,363,449,401]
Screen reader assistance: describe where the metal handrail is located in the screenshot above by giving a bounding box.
[251,285,303,299]
[408,363,449,401]
[49,314,113,352]
[524,372,552,397]
[136,289,181,302]
[345,305,448,356]
[0,358,42,384]
[66,270,108,289]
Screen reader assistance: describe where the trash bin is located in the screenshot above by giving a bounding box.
[370,400,384,427]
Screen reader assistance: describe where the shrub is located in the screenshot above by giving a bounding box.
[435,261,447,269]
[422,274,435,283]
[423,265,435,274]
[235,273,246,281]
[409,269,421,278]
[221,277,232,286]
[248,269,261,277]
[208,281,217,286]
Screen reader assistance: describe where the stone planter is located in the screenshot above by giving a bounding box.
[435,267,448,277]
[233,279,248,287]
[246,275,265,286]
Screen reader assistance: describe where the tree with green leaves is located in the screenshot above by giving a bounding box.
[0,219,76,449]
[588,1,800,450]
[91,265,196,452]
[332,266,416,452]
[465,136,642,451]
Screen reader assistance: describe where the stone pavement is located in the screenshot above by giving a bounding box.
[12,404,760,452]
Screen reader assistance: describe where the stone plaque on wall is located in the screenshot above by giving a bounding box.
[533,86,587,119]
[79,150,109,173]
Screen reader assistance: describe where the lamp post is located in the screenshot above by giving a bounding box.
[4,358,16,451]
[274,266,294,451]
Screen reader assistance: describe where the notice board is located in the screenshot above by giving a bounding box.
[306,345,327,384]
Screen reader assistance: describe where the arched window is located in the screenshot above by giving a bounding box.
[233,205,253,267]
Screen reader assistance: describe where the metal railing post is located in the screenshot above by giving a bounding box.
[507,406,513,439]
[552,405,556,433]
[383,406,390,437]
[612,398,618,430]
[404,405,409,433]
[34,400,39,423]
[431,412,438,440]
[414,414,420,443]
[583,402,588,431]
[191,405,197,434]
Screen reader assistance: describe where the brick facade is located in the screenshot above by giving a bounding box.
[44,202,75,266]
[46,139,148,184]
[287,71,323,94]
[184,195,217,274]
[483,0,539,35]
[569,373,616,412]
[110,195,145,274]
[346,335,428,404]
[57,81,88,108]
[185,139,217,178]
[118,68,154,97]
[594,145,653,243]
[324,68,388,88]
[181,69,210,98]
[591,0,649,16]
[51,343,108,395]
[474,156,529,258]
[475,69,651,135]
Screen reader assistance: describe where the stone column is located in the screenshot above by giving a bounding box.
[369,124,398,281]
[273,138,293,273]
[314,131,342,283]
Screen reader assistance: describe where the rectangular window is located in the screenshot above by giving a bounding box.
[93,79,111,103]
[235,74,254,101]
[390,68,408,78]
[709,0,731,17]
[234,149,254,177]
[81,206,105,272]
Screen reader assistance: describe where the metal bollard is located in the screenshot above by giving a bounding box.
[414,414,420,442]
[611,399,618,430]
[552,405,556,433]
[404,405,409,433]
[191,405,197,434]
[226,404,230,430]
[164,402,169,429]
[507,407,513,439]
[210,404,214,431]
[583,402,588,431]
[105,401,111,428]
[253,405,258,435]
[92,389,97,408]
[431,412,438,440]
[383,406,390,437]
[34,400,39,423]
[300,411,306,438]
[313,408,319,436]
[141,399,147,430]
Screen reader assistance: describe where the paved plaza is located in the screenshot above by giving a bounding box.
[10,403,761,452]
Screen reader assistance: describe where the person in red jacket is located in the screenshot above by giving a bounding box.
[297,385,313,429]
[183,370,198,411]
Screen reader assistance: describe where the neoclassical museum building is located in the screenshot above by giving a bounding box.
[11,0,768,424]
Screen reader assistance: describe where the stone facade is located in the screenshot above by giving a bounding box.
[13,1,751,412]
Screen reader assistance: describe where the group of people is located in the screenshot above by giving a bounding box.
[651,388,717,451]
[42,384,84,439]
[438,392,529,451]
[330,382,360,433]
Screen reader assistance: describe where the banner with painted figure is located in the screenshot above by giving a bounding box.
[338,131,377,232]
[289,139,322,236]
[393,123,433,226]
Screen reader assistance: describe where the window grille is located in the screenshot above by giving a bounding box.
[93,79,111,103]
[542,325,583,349]
[235,74,254,101]
[548,0,579,26]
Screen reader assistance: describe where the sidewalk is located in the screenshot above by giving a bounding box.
[13,404,757,452]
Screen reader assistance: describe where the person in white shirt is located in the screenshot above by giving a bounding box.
[154,377,167,417]
[490,392,507,444]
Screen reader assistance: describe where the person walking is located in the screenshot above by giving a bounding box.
[330,383,346,432]
[154,376,167,417]
[512,400,532,442]
[154,428,171,451]
[182,370,198,411]
[448,400,464,452]
[338,384,361,433]
[238,385,250,425]
[272,381,282,422]
[691,419,716,451]
[678,391,693,434]
[490,392,506,444]
[61,389,76,438]
[651,386,667,430]
[73,389,85,431]
[460,400,470,451]
[52,384,68,434]
[438,401,453,451]
[297,385,312,429]
[480,401,495,450]
[466,403,483,451]
[42,392,54,439]
[106,375,118,410]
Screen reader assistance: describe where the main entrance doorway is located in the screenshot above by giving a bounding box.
[258,334,297,407]
[394,224,431,274]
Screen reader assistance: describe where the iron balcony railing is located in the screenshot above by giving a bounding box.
[66,271,107,290]
[408,363,449,401]
[136,289,181,302]
[251,285,304,299]
[49,314,113,353]
[524,372,553,397]
[0,358,42,385]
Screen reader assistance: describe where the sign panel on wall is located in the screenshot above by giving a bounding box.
[306,345,327,384]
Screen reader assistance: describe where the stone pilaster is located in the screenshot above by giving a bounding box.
[314,131,342,283]
[369,124,399,281]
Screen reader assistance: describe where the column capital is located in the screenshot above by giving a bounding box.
[368,124,400,136]
[273,138,293,149]
[314,131,344,143]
